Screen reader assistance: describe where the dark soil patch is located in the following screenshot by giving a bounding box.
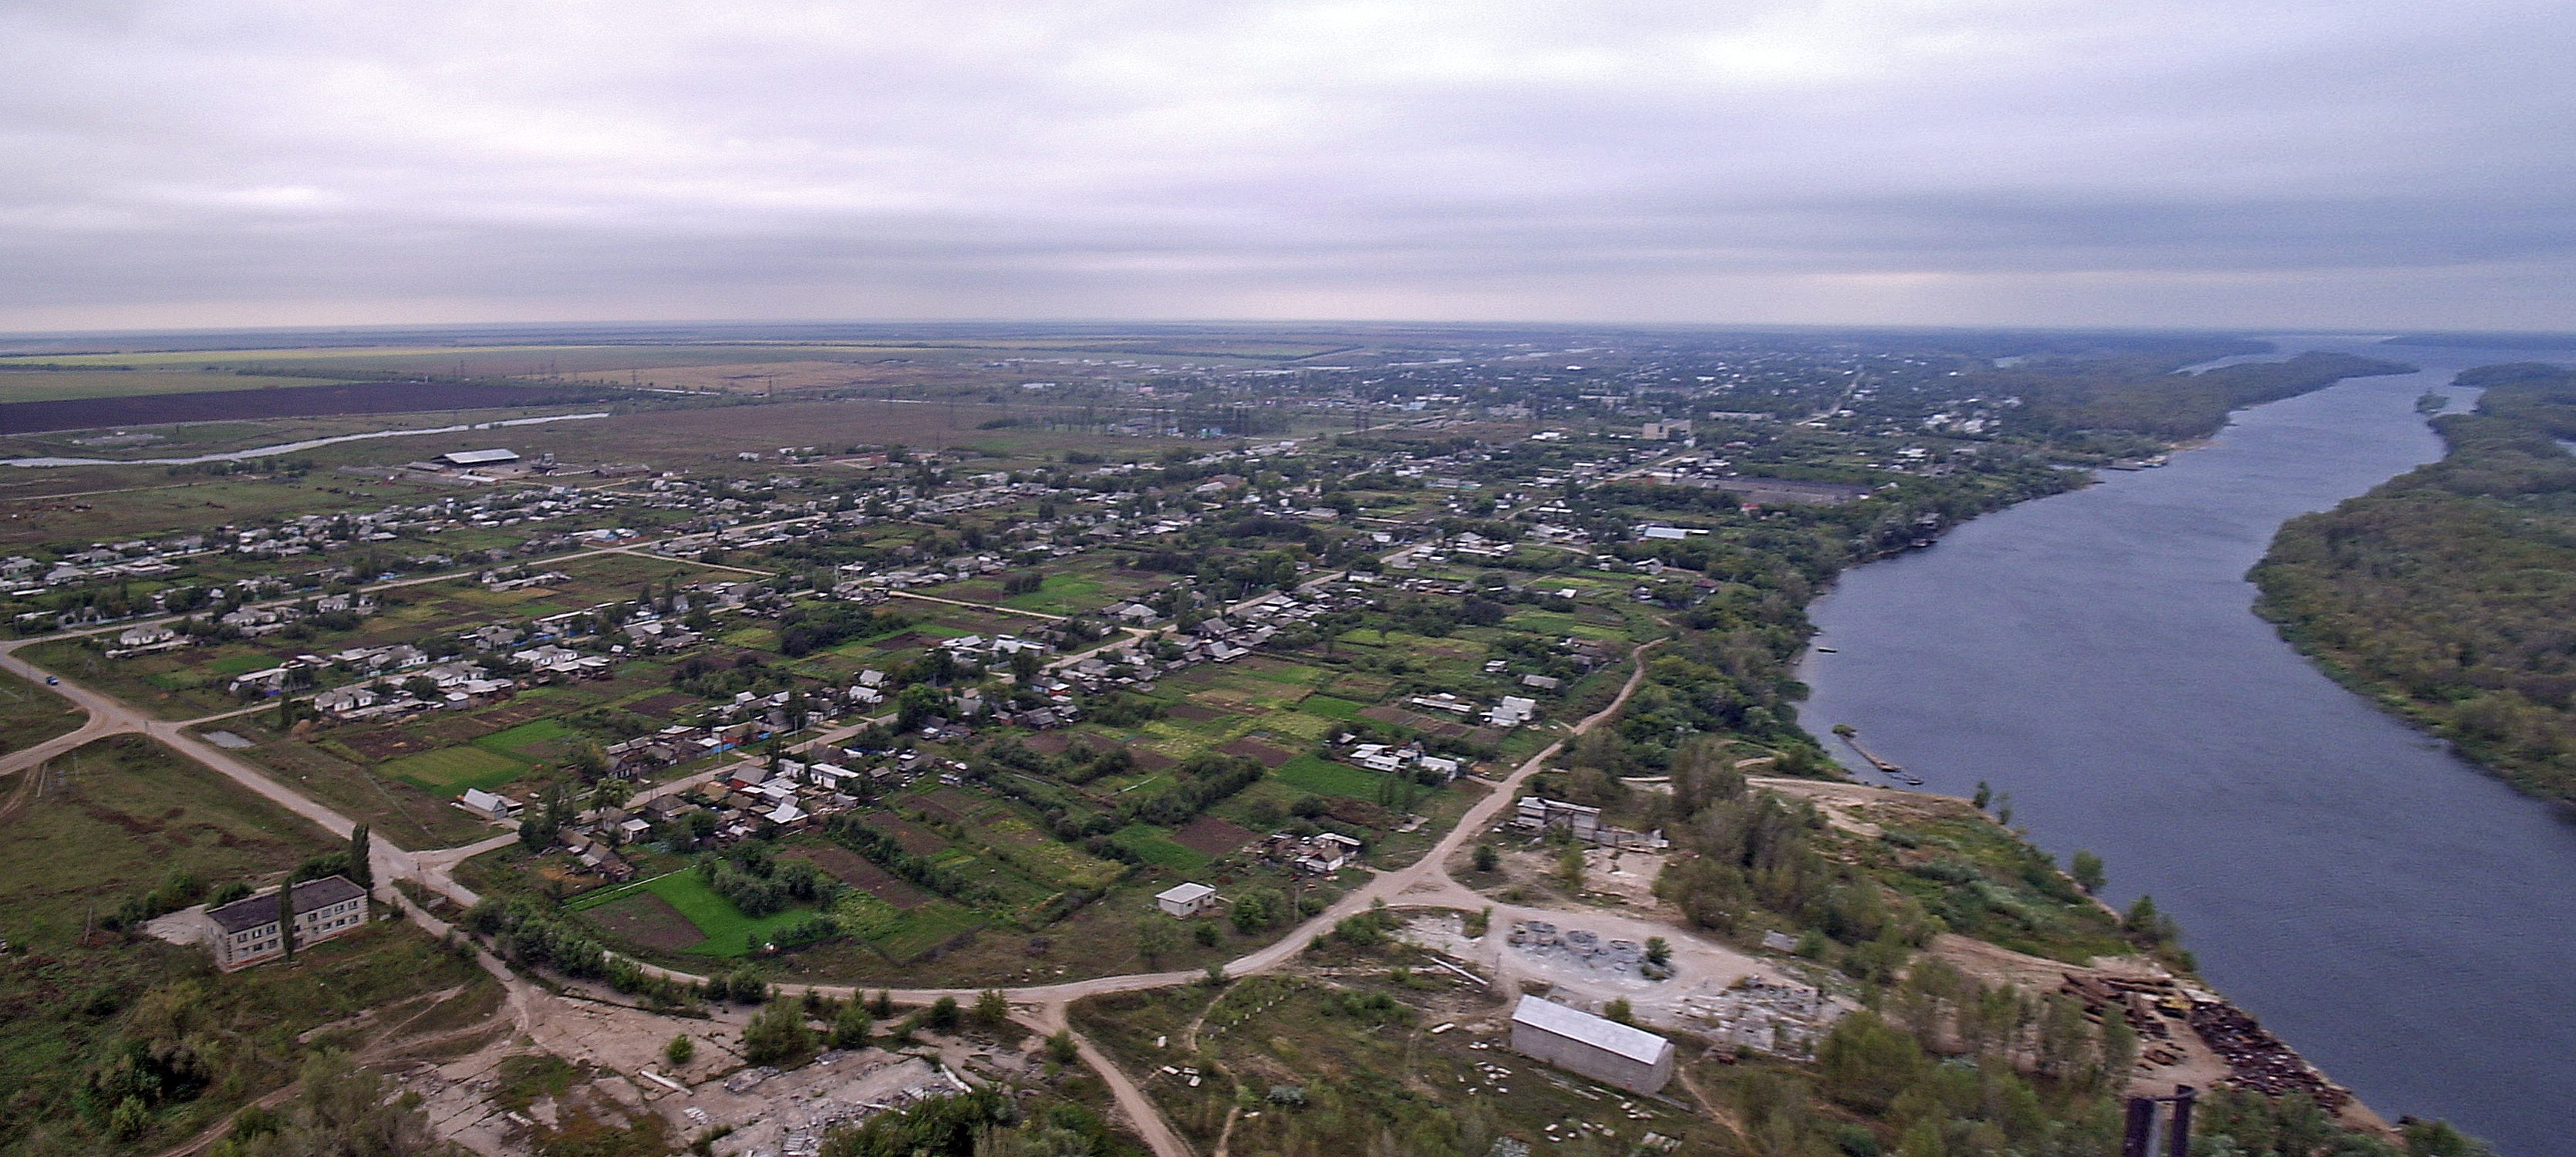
[1217,737,1296,767]
[862,812,948,856]
[1020,732,1072,756]
[0,381,614,434]
[342,728,435,761]
[1125,746,1178,773]
[1164,702,1233,723]
[1323,798,1394,829]
[470,701,555,728]
[1359,704,1482,740]
[621,692,700,718]
[922,788,986,821]
[580,890,705,952]
[1172,815,1256,856]
[788,846,929,909]
[413,715,503,744]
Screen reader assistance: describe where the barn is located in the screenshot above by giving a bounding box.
[1509,994,1675,1094]
[439,448,521,467]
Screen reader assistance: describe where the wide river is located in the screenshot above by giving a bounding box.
[1799,338,2576,1155]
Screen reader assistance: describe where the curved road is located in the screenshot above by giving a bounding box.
[2,605,1666,1157]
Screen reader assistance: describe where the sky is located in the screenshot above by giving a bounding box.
[3,0,2571,333]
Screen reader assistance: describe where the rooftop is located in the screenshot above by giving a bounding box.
[207,875,367,934]
[1511,994,1672,1065]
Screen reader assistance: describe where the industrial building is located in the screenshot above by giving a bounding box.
[437,448,521,467]
[204,875,371,971]
[1509,993,1675,1094]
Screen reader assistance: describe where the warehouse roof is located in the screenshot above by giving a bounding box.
[440,448,521,466]
[1511,995,1672,1065]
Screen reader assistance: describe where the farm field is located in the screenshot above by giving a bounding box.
[0,380,615,436]
[0,369,369,403]
[221,721,500,847]
[0,668,87,752]
[0,735,324,938]
[568,869,817,957]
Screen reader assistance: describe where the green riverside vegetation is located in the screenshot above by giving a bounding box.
[2254,363,2576,803]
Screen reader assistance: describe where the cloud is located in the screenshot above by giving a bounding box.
[2,0,2571,330]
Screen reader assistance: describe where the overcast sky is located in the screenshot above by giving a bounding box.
[4,1,2571,333]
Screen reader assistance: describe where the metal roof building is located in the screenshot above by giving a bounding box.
[1155,882,1216,917]
[439,448,521,467]
[1509,994,1675,1094]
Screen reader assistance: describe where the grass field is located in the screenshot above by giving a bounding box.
[570,869,817,957]
[1001,575,1104,615]
[381,744,526,791]
[1111,824,1209,872]
[1298,694,1365,720]
[0,369,363,403]
[477,718,574,757]
[0,734,323,941]
[1275,754,1387,799]
[0,669,86,754]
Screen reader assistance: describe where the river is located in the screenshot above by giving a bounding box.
[1799,338,2576,1155]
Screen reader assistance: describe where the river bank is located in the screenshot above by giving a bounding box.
[1796,337,2576,1155]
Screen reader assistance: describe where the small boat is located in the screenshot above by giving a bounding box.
[1815,646,1838,653]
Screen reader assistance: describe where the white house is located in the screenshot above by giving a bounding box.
[1155,882,1217,918]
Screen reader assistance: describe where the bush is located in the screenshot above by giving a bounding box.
[742,1004,815,1066]
[926,996,962,1034]
[665,1035,695,1066]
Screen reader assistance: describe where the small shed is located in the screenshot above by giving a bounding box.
[1509,994,1675,1094]
[1155,882,1216,918]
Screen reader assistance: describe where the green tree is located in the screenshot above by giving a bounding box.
[277,882,295,961]
[831,1002,873,1050]
[1472,843,1499,872]
[1816,1010,1925,1112]
[665,1034,695,1066]
[743,1003,815,1066]
[926,996,963,1034]
[1556,845,1586,891]
[1603,998,1633,1024]
[2069,849,2106,893]
[211,1052,445,1157]
[974,989,1010,1030]
[1045,1031,1078,1066]
[1135,914,1178,966]
[1644,936,1670,966]
[346,824,372,890]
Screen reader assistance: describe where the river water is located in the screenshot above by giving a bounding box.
[1799,339,2576,1155]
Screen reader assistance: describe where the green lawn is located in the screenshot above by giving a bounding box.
[381,745,526,791]
[1111,824,1209,872]
[1275,754,1388,799]
[868,899,983,960]
[1003,575,1104,614]
[570,869,818,957]
[476,718,575,760]
[1298,695,1365,720]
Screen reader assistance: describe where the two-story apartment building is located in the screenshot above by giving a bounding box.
[204,875,370,971]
